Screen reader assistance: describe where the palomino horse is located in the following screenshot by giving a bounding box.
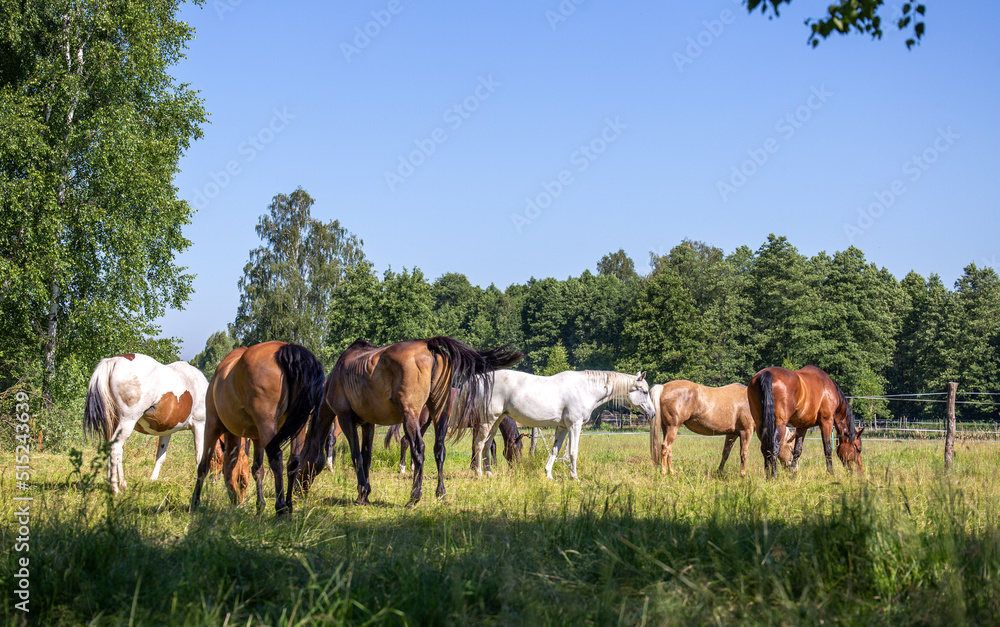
[298,337,524,506]
[189,341,325,515]
[470,370,657,480]
[748,365,864,477]
[649,381,756,477]
[84,353,208,494]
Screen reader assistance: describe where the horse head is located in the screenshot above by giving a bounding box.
[836,425,864,473]
[629,371,657,422]
[505,430,525,464]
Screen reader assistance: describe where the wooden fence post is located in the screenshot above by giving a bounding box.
[944,382,958,469]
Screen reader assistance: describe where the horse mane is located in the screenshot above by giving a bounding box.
[835,384,858,440]
[584,370,634,408]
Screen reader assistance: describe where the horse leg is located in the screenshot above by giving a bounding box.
[222,433,244,505]
[285,431,304,506]
[108,417,139,494]
[545,426,569,479]
[249,439,267,513]
[340,412,370,506]
[399,435,409,474]
[820,421,834,474]
[567,423,583,480]
[190,415,227,512]
[738,429,752,478]
[663,425,680,476]
[471,417,499,477]
[488,436,497,472]
[191,418,206,466]
[150,434,171,481]
[718,434,737,476]
[402,412,425,506]
[790,427,808,472]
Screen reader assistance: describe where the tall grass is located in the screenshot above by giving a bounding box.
[3,432,1000,625]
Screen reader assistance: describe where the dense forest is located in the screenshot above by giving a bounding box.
[192,189,1000,427]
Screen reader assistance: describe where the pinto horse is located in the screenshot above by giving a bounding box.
[748,365,864,477]
[84,353,208,494]
[189,341,324,515]
[299,337,524,506]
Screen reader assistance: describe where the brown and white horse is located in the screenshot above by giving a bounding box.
[748,365,864,477]
[299,337,524,506]
[189,341,325,515]
[84,353,208,494]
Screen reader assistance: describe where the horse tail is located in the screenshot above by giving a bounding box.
[755,370,777,457]
[426,336,524,438]
[84,358,119,442]
[266,344,326,458]
[384,424,403,448]
[649,383,663,466]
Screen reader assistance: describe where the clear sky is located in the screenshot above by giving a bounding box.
[162,0,1000,360]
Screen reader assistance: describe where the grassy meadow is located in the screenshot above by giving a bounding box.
[3,430,1000,625]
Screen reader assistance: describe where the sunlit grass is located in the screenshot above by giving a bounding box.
[3,430,1000,624]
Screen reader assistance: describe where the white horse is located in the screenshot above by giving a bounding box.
[470,370,656,479]
[84,353,208,493]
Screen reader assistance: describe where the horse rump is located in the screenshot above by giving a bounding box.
[265,343,326,458]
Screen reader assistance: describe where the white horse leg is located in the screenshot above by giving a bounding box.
[472,419,498,477]
[567,423,583,480]
[191,419,206,466]
[150,434,171,480]
[545,427,569,479]
[109,418,139,494]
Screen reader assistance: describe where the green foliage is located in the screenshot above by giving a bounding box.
[537,341,572,376]
[190,330,236,380]
[231,188,367,357]
[596,248,638,282]
[747,0,927,49]
[0,0,203,444]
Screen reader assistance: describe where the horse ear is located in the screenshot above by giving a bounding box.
[857,426,866,437]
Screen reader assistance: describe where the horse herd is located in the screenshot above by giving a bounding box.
[83,336,864,516]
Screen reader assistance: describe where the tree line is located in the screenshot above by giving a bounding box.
[194,188,1000,424]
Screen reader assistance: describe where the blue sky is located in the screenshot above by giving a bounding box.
[163,0,1000,359]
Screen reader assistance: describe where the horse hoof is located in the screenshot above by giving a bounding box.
[354,495,370,506]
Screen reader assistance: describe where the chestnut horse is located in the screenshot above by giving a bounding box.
[84,353,208,494]
[189,341,324,515]
[299,337,523,506]
[748,365,864,477]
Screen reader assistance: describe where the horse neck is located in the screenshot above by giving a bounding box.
[585,371,632,409]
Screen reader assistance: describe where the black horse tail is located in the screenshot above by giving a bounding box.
[384,423,403,448]
[266,344,326,459]
[425,336,524,437]
[84,358,119,442]
[755,370,777,463]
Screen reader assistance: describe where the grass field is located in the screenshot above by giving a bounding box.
[3,430,1000,625]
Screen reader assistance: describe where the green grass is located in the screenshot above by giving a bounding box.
[3,430,1000,625]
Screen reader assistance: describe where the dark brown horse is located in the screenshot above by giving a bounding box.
[299,337,523,506]
[748,365,864,477]
[190,341,325,515]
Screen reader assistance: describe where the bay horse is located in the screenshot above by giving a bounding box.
[189,341,325,515]
[470,369,657,480]
[84,353,208,494]
[748,365,864,477]
[648,381,756,477]
[298,337,524,506]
